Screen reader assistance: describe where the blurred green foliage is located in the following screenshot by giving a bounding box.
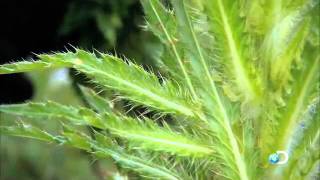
[1,69,99,180]
[59,0,161,66]
[59,0,136,48]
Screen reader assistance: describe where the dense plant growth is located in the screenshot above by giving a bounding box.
[0,0,319,179]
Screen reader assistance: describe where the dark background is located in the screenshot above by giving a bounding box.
[0,0,75,104]
[0,0,144,104]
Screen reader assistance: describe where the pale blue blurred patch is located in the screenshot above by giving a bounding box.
[48,68,70,86]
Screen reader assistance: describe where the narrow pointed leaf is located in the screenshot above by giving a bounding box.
[278,98,320,178]
[39,50,200,118]
[171,0,216,91]
[141,0,197,98]
[0,125,181,180]
[0,101,105,129]
[0,60,70,74]
[275,54,319,152]
[261,0,318,90]
[1,101,213,157]
[204,0,261,101]
[171,1,251,179]
[0,125,56,142]
[104,114,214,157]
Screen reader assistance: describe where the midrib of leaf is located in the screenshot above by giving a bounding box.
[172,0,216,95]
[174,1,249,179]
[110,128,213,156]
[215,106,249,180]
[216,0,258,100]
[268,98,319,177]
[0,125,56,142]
[277,56,319,151]
[0,102,81,121]
[0,126,180,180]
[0,101,209,157]
[90,143,181,180]
[148,0,197,99]
[115,155,179,180]
[1,52,198,119]
[0,61,70,74]
[286,98,319,155]
[77,62,195,117]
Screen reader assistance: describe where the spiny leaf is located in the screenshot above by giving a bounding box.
[278,98,320,178]
[0,124,57,142]
[243,0,317,35]
[0,101,213,157]
[0,101,105,129]
[259,44,320,163]
[261,0,318,90]
[104,114,214,157]
[141,0,177,44]
[141,0,197,99]
[93,132,184,180]
[171,1,251,179]
[204,0,262,101]
[39,50,200,118]
[286,98,319,157]
[268,17,311,90]
[274,53,319,153]
[0,124,181,180]
[93,145,182,180]
[0,101,80,120]
[171,0,215,92]
[261,46,319,175]
[0,49,201,118]
[0,60,70,74]
[261,2,309,62]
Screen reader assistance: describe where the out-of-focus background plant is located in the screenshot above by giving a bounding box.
[0,0,159,179]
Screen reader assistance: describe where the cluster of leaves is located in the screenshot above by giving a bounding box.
[0,0,319,179]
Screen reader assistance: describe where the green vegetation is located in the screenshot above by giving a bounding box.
[0,0,319,179]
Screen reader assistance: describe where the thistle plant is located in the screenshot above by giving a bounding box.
[0,0,319,179]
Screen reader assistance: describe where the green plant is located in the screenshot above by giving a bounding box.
[0,0,319,179]
[1,1,144,179]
